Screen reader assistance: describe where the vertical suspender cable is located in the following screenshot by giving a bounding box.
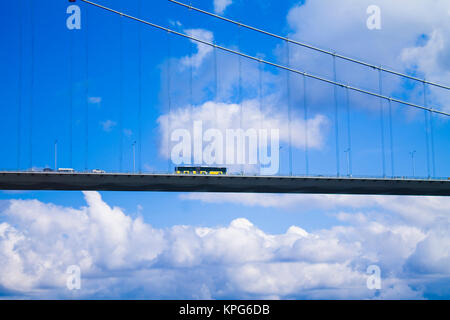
[166,0,450,91]
[378,69,386,177]
[332,55,340,177]
[17,0,23,170]
[85,7,89,171]
[138,0,142,173]
[345,86,353,177]
[188,1,194,109]
[189,34,193,133]
[423,81,431,179]
[167,31,172,172]
[29,0,35,170]
[213,45,221,165]
[214,43,218,103]
[76,1,449,117]
[214,41,219,131]
[430,111,436,178]
[188,2,196,166]
[424,112,431,178]
[238,25,242,113]
[303,74,309,176]
[238,25,243,173]
[119,12,124,171]
[189,34,195,167]
[258,59,263,171]
[286,40,292,176]
[388,98,395,177]
[69,22,73,168]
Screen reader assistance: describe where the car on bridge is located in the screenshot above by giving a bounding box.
[175,167,227,175]
[58,168,75,173]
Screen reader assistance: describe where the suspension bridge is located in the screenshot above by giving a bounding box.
[0,0,449,195]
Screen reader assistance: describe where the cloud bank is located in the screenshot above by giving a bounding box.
[0,192,449,299]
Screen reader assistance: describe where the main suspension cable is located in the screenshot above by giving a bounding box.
[78,0,450,117]
[167,0,450,91]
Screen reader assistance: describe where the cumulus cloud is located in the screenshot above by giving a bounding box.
[182,29,215,69]
[0,192,449,299]
[405,222,450,274]
[157,99,328,172]
[181,193,450,227]
[285,0,450,111]
[214,0,233,14]
[401,29,450,110]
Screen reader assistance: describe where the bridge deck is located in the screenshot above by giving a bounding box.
[0,172,449,196]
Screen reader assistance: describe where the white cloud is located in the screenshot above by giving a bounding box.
[157,99,328,171]
[405,222,450,274]
[88,97,102,105]
[182,29,214,69]
[100,120,116,132]
[401,29,450,110]
[285,0,450,112]
[214,0,233,14]
[182,193,450,225]
[0,192,449,299]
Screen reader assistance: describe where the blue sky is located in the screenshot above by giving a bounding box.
[0,0,449,299]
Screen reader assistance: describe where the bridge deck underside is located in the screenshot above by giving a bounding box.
[0,172,449,196]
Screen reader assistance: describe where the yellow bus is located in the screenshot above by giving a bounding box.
[175,167,227,175]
